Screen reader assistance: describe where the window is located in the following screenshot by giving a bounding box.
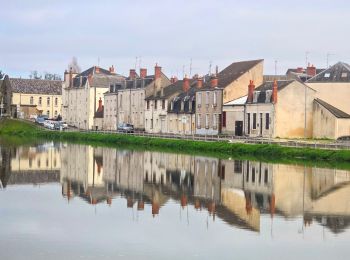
[55,111,58,117]
[264,169,268,184]
[197,114,201,128]
[147,100,150,110]
[265,113,270,130]
[205,114,209,129]
[341,72,348,78]
[213,91,217,106]
[247,113,251,134]
[30,96,34,105]
[213,114,217,129]
[162,100,165,110]
[234,160,242,173]
[55,98,58,106]
[252,167,255,183]
[206,91,210,105]
[324,72,330,78]
[253,113,257,129]
[47,110,49,116]
[222,112,226,127]
[47,97,50,105]
[39,97,42,105]
[197,93,202,106]
[181,101,184,111]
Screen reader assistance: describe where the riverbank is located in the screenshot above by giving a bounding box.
[1,119,350,165]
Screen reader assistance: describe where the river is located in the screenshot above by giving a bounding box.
[0,141,349,259]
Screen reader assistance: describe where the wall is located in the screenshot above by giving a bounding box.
[167,113,195,135]
[145,99,170,133]
[306,82,350,114]
[103,93,118,130]
[245,103,274,137]
[223,61,264,103]
[195,89,223,135]
[11,92,62,118]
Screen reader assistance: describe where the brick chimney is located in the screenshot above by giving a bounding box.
[183,76,190,92]
[154,63,162,80]
[69,67,73,87]
[210,75,218,88]
[296,67,304,73]
[197,77,203,89]
[88,73,93,85]
[247,80,255,103]
[98,97,103,112]
[307,64,316,77]
[109,65,115,74]
[272,80,278,104]
[95,66,100,74]
[129,69,137,79]
[140,68,147,78]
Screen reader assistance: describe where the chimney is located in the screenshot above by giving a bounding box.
[69,67,73,87]
[154,63,162,80]
[88,73,93,85]
[171,76,178,84]
[109,65,115,74]
[272,80,278,104]
[307,64,316,77]
[140,68,147,78]
[183,75,190,92]
[210,75,218,88]
[197,77,203,89]
[129,69,137,79]
[296,67,304,73]
[98,97,103,112]
[95,66,100,74]
[247,80,255,103]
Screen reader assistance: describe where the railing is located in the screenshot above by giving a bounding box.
[21,119,350,150]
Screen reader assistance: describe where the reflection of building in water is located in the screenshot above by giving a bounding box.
[59,144,350,233]
[0,144,60,188]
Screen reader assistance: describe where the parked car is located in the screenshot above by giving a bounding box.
[35,115,48,125]
[54,121,68,130]
[117,123,134,133]
[337,136,350,142]
[43,120,55,130]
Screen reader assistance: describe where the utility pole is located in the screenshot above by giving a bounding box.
[305,51,310,68]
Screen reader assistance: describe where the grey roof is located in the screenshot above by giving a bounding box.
[8,78,62,95]
[203,59,263,89]
[248,80,294,104]
[72,66,125,88]
[306,62,350,83]
[315,98,350,118]
[145,80,185,100]
[168,86,196,114]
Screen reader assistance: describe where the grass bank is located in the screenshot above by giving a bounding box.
[1,119,350,166]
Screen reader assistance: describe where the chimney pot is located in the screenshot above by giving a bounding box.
[95,66,100,74]
[272,80,278,103]
[183,76,190,92]
[247,80,255,103]
[109,65,115,73]
[140,68,147,78]
[129,69,137,79]
[307,64,316,77]
[197,77,203,89]
[154,64,162,80]
[210,76,218,88]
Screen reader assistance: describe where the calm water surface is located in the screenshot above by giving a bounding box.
[0,142,350,259]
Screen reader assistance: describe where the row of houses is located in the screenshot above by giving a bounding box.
[1,59,350,139]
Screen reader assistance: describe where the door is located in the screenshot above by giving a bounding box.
[260,113,263,136]
[235,121,243,136]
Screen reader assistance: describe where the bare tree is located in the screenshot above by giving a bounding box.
[29,71,42,79]
[44,72,62,81]
[68,57,81,73]
[0,70,4,79]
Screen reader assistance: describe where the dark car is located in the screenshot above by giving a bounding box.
[117,123,134,133]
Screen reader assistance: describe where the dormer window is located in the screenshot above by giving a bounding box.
[341,72,348,78]
[253,91,260,103]
[324,72,331,78]
[181,101,184,111]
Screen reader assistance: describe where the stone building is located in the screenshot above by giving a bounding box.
[104,65,170,130]
[62,66,124,130]
[1,76,62,119]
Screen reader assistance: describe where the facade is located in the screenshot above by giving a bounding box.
[313,98,350,139]
[222,95,246,136]
[104,65,170,130]
[62,66,124,130]
[195,76,223,135]
[306,62,350,115]
[144,78,184,133]
[1,76,62,119]
[167,77,200,135]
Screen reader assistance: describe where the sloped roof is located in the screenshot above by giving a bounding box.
[315,98,350,118]
[145,80,185,100]
[248,80,294,104]
[224,95,247,106]
[8,78,62,95]
[306,62,350,83]
[204,59,263,89]
[168,86,196,114]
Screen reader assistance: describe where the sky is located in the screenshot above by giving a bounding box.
[0,0,349,78]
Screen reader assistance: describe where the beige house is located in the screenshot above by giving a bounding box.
[144,78,183,133]
[195,76,223,135]
[62,66,124,130]
[1,76,62,119]
[313,99,350,139]
[224,80,316,138]
[104,65,170,130]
